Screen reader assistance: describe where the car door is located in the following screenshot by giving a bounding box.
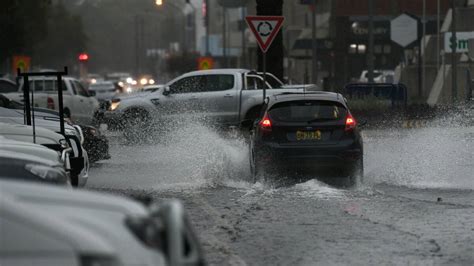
[155,76,204,122]
[70,80,97,124]
[196,74,239,124]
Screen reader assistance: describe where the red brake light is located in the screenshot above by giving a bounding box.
[259,113,272,131]
[47,97,55,110]
[345,114,356,131]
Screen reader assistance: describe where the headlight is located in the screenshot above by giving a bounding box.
[25,164,68,184]
[80,255,120,266]
[110,99,121,111]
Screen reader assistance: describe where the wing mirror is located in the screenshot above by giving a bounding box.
[358,119,368,127]
[88,90,96,97]
[163,86,171,96]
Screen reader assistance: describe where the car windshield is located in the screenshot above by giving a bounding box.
[89,83,115,91]
[269,100,347,122]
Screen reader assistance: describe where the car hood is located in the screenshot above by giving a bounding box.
[0,122,63,145]
[0,137,61,164]
[0,108,77,135]
[0,180,166,266]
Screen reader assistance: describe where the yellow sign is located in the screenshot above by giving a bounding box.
[13,56,31,74]
[198,57,214,70]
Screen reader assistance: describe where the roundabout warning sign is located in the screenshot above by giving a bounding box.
[245,16,284,52]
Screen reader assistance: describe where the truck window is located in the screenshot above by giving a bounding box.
[201,75,234,92]
[72,81,90,97]
[28,80,67,92]
[169,76,204,94]
[246,76,268,90]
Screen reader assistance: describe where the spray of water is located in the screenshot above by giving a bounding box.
[364,119,473,190]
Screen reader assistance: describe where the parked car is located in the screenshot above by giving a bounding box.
[0,108,89,187]
[359,70,395,83]
[0,93,110,162]
[0,179,205,266]
[0,122,71,168]
[248,91,364,186]
[0,78,18,93]
[104,69,305,136]
[0,149,69,186]
[88,80,118,101]
[4,76,100,124]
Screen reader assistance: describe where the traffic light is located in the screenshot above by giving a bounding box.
[78,53,89,62]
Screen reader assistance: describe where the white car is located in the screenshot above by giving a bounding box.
[0,149,70,186]
[0,179,205,266]
[4,76,100,124]
[0,108,89,187]
[0,122,89,187]
[88,81,118,101]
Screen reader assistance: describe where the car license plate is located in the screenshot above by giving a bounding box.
[296,130,321,141]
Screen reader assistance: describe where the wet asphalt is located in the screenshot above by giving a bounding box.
[88,124,474,265]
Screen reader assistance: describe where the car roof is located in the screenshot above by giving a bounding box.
[183,68,251,76]
[268,91,346,105]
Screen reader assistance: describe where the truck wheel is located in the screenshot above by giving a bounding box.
[348,158,364,187]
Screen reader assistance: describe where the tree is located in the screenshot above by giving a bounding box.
[33,1,87,69]
[256,0,284,81]
[0,0,50,69]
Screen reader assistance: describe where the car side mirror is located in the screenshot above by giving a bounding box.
[163,86,171,96]
[149,200,205,266]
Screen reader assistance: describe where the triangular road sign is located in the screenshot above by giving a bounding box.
[246,16,285,53]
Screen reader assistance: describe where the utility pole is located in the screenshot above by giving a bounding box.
[451,0,457,103]
[437,0,440,71]
[311,3,317,84]
[367,0,375,83]
[241,7,247,68]
[223,6,227,67]
[422,0,426,98]
[205,0,210,56]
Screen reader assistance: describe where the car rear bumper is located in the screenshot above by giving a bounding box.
[254,140,362,171]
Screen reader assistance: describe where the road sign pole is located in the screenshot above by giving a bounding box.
[263,52,267,102]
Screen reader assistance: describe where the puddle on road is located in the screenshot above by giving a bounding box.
[95,117,473,194]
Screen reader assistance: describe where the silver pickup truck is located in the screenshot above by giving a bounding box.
[104,69,309,130]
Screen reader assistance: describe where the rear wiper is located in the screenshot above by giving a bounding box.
[306,118,335,123]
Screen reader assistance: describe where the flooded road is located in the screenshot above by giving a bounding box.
[88,123,474,265]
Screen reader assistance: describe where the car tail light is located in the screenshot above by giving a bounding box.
[259,113,272,132]
[47,97,55,110]
[345,113,356,131]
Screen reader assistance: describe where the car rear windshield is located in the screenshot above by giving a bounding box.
[268,100,347,122]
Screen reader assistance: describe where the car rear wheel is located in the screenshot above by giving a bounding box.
[249,138,266,183]
[348,158,364,187]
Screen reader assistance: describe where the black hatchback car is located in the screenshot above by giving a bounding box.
[249,92,364,185]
